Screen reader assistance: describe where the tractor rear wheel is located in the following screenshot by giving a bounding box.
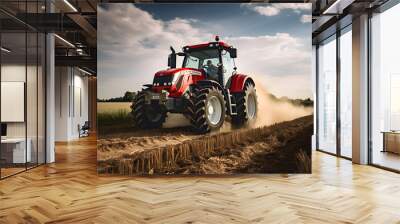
[187,86,226,133]
[131,91,166,129]
[232,82,258,126]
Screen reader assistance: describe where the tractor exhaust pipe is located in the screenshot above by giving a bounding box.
[168,46,176,68]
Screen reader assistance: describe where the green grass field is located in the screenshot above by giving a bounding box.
[97,102,133,135]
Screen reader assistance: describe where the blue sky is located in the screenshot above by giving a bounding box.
[98,3,312,99]
[135,4,310,38]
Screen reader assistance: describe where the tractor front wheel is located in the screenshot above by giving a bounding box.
[187,86,226,133]
[232,82,258,126]
[131,91,166,129]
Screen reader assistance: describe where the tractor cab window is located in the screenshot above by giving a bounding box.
[221,50,235,87]
[184,55,200,69]
[201,58,219,82]
[183,49,220,82]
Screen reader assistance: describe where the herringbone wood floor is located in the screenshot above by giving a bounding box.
[1,136,400,224]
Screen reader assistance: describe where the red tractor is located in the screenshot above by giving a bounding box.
[131,36,258,133]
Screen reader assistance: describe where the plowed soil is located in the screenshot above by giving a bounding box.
[98,115,313,175]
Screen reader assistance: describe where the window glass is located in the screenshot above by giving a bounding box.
[371,4,400,171]
[1,31,28,178]
[184,49,219,70]
[184,49,220,81]
[340,27,352,158]
[221,50,235,86]
[0,1,46,178]
[201,58,219,67]
[27,30,38,169]
[38,33,45,165]
[317,35,337,154]
[184,55,200,69]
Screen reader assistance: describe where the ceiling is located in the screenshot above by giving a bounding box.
[1,0,396,74]
[311,0,390,43]
[0,0,97,74]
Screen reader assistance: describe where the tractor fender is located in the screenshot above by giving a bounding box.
[195,80,224,92]
[229,74,255,93]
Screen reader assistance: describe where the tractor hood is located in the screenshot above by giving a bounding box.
[152,67,204,94]
[154,67,202,78]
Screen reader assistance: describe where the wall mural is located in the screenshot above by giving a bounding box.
[97,3,313,175]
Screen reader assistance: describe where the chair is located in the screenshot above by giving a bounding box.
[79,121,90,138]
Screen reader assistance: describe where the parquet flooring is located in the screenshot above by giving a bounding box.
[0,136,400,223]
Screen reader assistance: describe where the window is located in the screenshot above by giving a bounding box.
[183,49,219,70]
[184,55,200,69]
[339,26,352,158]
[221,50,235,86]
[1,30,28,177]
[317,35,337,154]
[0,2,47,179]
[201,58,219,67]
[370,3,400,171]
[390,74,400,130]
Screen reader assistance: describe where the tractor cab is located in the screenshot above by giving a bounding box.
[168,36,237,87]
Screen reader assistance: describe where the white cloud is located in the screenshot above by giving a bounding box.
[244,3,311,17]
[98,4,312,99]
[253,6,280,16]
[226,33,311,98]
[276,3,311,11]
[300,14,312,23]
[98,4,210,98]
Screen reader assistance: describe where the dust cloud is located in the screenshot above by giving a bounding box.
[162,79,313,130]
[163,114,191,128]
[252,82,313,128]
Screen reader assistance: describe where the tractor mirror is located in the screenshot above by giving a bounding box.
[168,53,176,68]
[230,48,237,58]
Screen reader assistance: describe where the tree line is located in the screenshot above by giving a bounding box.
[269,94,313,107]
[98,91,137,102]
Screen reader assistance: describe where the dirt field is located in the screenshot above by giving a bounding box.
[98,115,313,175]
[97,83,313,175]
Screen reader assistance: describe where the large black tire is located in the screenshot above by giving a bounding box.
[187,86,226,133]
[131,91,166,129]
[231,82,258,126]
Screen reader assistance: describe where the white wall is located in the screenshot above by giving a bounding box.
[1,63,46,164]
[55,67,70,141]
[55,67,89,141]
[72,72,89,138]
[1,82,25,122]
[1,65,26,136]
[1,65,40,138]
